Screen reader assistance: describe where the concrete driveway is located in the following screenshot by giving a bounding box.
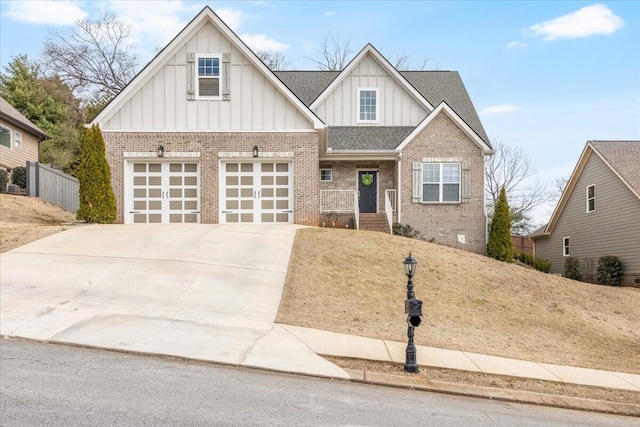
[0,224,346,378]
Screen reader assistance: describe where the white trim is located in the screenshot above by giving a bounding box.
[100,129,318,134]
[586,184,595,213]
[397,154,402,223]
[320,168,333,182]
[356,87,379,123]
[310,44,433,112]
[218,151,294,158]
[13,130,22,149]
[195,54,222,100]
[319,152,398,161]
[420,162,462,203]
[124,151,201,158]
[395,101,493,154]
[90,6,324,130]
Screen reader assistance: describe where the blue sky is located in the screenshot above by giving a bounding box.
[1,1,639,225]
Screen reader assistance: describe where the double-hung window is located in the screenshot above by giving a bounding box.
[0,126,10,149]
[357,88,378,123]
[196,55,221,99]
[422,163,461,202]
[586,185,595,212]
[563,237,570,256]
[13,131,22,149]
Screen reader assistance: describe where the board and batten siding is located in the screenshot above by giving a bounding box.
[313,54,428,126]
[0,119,39,170]
[536,152,640,275]
[102,21,312,131]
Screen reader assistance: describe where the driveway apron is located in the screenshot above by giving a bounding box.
[0,224,347,378]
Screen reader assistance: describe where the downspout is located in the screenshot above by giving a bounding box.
[397,152,402,223]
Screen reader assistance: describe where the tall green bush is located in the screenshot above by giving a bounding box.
[597,255,624,286]
[563,257,581,281]
[76,124,116,223]
[11,166,26,188]
[0,169,7,193]
[487,186,513,261]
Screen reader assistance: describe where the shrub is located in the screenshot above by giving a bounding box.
[514,251,551,273]
[76,124,117,223]
[0,169,7,193]
[533,257,551,273]
[597,255,624,286]
[487,186,513,261]
[11,166,27,188]
[392,223,420,239]
[563,257,582,281]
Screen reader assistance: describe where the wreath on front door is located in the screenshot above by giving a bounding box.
[361,174,374,186]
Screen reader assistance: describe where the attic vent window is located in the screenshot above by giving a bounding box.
[357,88,379,123]
[196,55,221,99]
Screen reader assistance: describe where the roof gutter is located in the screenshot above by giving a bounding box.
[0,113,49,141]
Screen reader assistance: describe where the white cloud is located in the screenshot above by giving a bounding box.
[240,34,289,51]
[529,4,624,41]
[506,41,527,50]
[4,0,87,25]
[324,11,336,17]
[215,7,245,31]
[106,1,201,48]
[480,105,520,115]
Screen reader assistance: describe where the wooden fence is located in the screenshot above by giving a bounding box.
[26,162,79,213]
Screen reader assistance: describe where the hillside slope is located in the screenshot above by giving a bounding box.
[277,228,640,374]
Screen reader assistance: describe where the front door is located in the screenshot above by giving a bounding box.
[358,171,377,213]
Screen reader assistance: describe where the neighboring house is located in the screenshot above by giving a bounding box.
[0,96,48,177]
[90,7,493,254]
[531,141,640,287]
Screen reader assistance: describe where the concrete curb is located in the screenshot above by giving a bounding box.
[343,369,640,417]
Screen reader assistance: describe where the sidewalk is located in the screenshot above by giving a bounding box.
[280,324,640,393]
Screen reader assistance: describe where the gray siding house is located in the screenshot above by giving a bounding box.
[90,6,494,254]
[532,141,640,287]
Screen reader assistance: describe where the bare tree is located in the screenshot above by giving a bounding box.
[255,49,290,71]
[549,174,570,204]
[384,50,429,71]
[307,34,353,71]
[485,140,549,235]
[43,12,139,103]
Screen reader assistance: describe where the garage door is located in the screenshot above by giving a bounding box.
[220,161,293,224]
[127,161,200,224]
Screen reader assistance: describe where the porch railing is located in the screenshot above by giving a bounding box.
[320,189,359,230]
[385,189,397,212]
[384,190,393,233]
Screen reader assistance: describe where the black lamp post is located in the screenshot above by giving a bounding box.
[403,252,422,373]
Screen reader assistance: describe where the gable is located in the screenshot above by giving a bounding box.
[311,48,431,127]
[93,8,321,132]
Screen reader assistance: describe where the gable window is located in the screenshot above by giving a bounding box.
[586,185,595,212]
[422,163,460,202]
[14,131,22,149]
[0,126,10,149]
[196,55,221,99]
[357,88,378,123]
[563,237,570,257]
[320,169,332,182]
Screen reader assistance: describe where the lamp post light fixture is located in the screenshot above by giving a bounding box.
[403,252,422,373]
[253,145,259,157]
[157,145,165,158]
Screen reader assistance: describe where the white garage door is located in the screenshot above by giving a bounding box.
[220,161,293,224]
[127,161,200,224]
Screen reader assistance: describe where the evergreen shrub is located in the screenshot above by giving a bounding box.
[597,255,624,286]
[563,257,581,281]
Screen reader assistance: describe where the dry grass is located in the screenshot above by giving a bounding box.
[0,194,78,252]
[277,228,640,374]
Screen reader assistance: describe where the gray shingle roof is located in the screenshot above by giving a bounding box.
[274,71,339,106]
[274,70,490,148]
[590,140,640,196]
[329,126,414,150]
[0,96,49,139]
